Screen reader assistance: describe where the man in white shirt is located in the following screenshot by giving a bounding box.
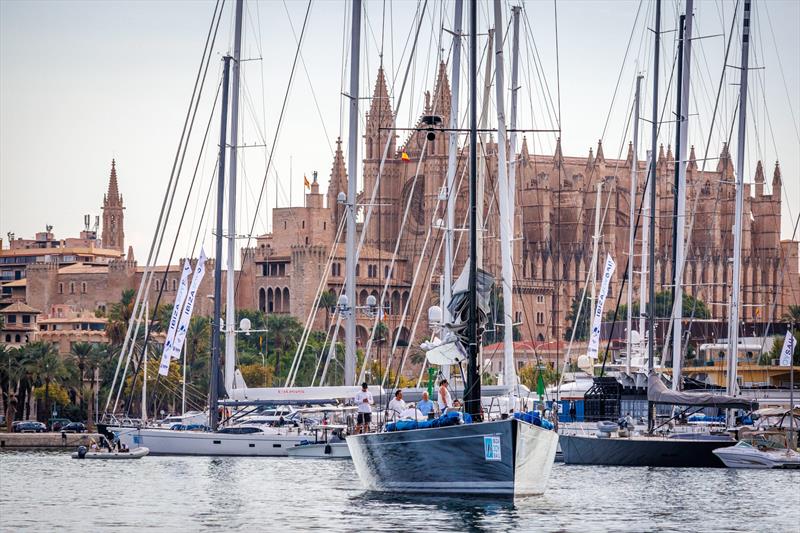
[354,382,374,434]
[387,389,407,420]
[438,379,452,412]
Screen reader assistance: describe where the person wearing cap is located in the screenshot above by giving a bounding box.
[354,382,374,434]
[387,389,407,420]
[438,379,453,412]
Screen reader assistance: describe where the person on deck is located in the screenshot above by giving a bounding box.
[438,379,453,412]
[354,382,374,434]
[417,391,435,418]
[387,390,407,420]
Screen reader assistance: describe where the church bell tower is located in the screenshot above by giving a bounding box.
[101,159,125,253]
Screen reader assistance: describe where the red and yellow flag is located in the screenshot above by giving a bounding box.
[303,175,310,189]
[401,151,410,162]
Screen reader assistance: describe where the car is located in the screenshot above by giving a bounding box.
[48,418,71,431]
[60,422,86,433]
[14,421,46,433]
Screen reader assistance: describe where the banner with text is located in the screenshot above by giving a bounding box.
[161,259,192,362]
[587,254,616,359]
[159,249,207,376]
[779,330,796,367]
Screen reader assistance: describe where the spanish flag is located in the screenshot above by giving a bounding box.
[401,151,410,162]
[303,175,310,189]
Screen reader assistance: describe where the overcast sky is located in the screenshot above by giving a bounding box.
[1,0,798,264]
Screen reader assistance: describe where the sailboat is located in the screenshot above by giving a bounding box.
[560,0,760,467]
[347,0,558,497]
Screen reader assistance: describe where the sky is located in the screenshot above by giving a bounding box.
[1,0,798,265]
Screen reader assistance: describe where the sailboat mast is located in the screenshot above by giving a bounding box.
[443,0,463,378]
[224,0,244,393]
[344,0,362,386]
[142,299,149,423]
[671,0,694,390]
[647,0,661,434]
[727,0,752,399]
[627,74,642,376]
[210,56,232,431]
[465,0,481,419]
[492,0,517,389]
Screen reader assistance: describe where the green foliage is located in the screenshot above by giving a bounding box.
[565,296,591,341]
[605,291,710,321]
[483,288,522,346]
[767,329,800,366]
[784,305,800,324]
[518,363,559,391]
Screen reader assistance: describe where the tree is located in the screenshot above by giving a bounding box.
[784,305,800,324]
[0,345,25,429]
[317,290,338,332]
[518,363,559,392]
[606,291,710,321]
[69,342,94,411]
[565,296,591,341]
[107,289,136,346]
[23,341,66,423]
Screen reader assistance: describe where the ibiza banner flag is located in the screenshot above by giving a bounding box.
[587,254,616,359]
[160,259,192,363]
[779,330,796,367]
[159,249,207,375]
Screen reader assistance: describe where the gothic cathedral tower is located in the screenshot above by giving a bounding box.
[101,159,125,253]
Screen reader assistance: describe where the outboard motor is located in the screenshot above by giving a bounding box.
[76,446,87,459]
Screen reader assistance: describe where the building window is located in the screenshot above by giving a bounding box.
[58,282,64,294]
[14,334,20,343]
[302,220,305,229]
[514,311,522,323]
[536,295,545,304]
[22,314,30,324]
[536,312,545,325]
[305,237,309,245]
[323,222,327,230]
[284,221,287,230]
[5,334,10,342]
[155,279,160,291]
[356,264,361,277]
[7,315,16,324]
[172,279,178,291]
[367,265,377,278]
[385,265,390,278]
[262,264,269,277]
[69,282,75,294]
[81,282,87,293]
[40,325,47,331]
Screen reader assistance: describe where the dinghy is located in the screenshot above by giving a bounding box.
[72,446,150,460]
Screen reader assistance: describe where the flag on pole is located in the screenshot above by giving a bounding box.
[304,175,310,189]
[587,254,617,359]
[401,151,410,162]
[779,330,796,367]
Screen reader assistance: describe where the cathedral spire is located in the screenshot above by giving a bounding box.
[717,142,734,174]
[431,60,452,118]
[585,147,595,171]
[366,67,395,157]
[328,137,348,223]
[553,137,563,169]
[754,160,765,196]
[657,143,666,172]
[772,161,782,190]
[101,158,125,253]
[595,139,605,164]
[106,158,121,205]
[688,145,698,171]
[520,136,530,163]
[625,141,634,167]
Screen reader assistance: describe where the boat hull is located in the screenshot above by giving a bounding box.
[347,418,558,497]
[712,447,800,469]
[286,442,351,458]
[560,433,734,467]
[110,427,308,456]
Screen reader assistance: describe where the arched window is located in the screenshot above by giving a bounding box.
[356,264,361,277]
[302,220,305,229]
[154,279,160,291]
[391,291,401,314]
[267,288,274,313]
[402,291,410,310]
[323,222,327,230]
[359,289,369,306]
[384,265,390,278]
[172,279,178,291]
[283,221,287,230]
[275,288,283,313]
[81,282,87,294]
[259,288,266,312]
[69,282,75,294]
[58,282,64,294]
[4,334,10,342]
[283,288,290,313]
[14,334,21,343]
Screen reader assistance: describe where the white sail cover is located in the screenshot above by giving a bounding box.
[587,254,616,359]
[159,249,207,376]
[226,385,384,403]
[647,374,757,409]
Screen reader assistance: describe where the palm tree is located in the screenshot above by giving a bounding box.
[784,305,800,325]
[107,289,136,346]
[22,341,65,423]
[69,341,94,411]
[317,290,338,332]
[0,345,25,429]
[265,314,302,381]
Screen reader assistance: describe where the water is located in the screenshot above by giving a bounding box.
[1,451,798,532]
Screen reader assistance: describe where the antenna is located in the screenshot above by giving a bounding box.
[84,214,91,231]
[94,216,100,232]
[46,224,53,233]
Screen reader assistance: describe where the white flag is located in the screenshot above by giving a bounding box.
[161,259,192,361]
[587,254,616,359]
[779,330,796,367]
[159,249,207,376]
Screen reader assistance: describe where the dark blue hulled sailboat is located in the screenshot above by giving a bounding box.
[346,0,558,497]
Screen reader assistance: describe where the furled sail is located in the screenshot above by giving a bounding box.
[647,374,757,410]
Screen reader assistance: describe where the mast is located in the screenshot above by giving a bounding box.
[727,0,752,400]
[477,28,494,270]
[224,0,244,393]
[640,149,652,359]
[344,0,362,386]
[141,299,149,423]
[210,56,231,431]
[647,0,661,434]
[627,74,643,375]
[493,0,517,389]
[671,1,694,390]
[589,183,603,315]
[508,6,521,216]
[443,0,463,383]
[181,344,186,415]
[464,0,481,420]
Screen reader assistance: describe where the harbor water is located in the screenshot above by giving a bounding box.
[1,450,798,531]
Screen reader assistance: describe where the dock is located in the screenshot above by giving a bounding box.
[0,432,102,449]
